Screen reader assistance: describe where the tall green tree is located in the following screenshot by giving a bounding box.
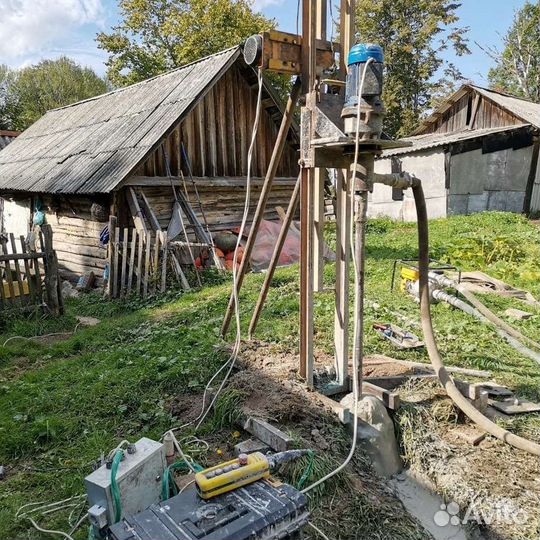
[97,0,275,87]
[487,2,539,102]
[0,57,108,131]
[356,0,470,137]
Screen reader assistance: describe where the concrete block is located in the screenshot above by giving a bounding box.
[448,194,468,215]
[243,417,293,452]
[466,192,489,214]
[450,425,486,446]
[234,438,270,456]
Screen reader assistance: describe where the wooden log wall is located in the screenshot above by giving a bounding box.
[421,90,527,135]
[136,178,298,235]
[42,195,110,282]
[131,64,299,179]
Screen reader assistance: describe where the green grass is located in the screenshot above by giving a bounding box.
[0,211,538,539]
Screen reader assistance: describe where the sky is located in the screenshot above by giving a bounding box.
[0,0,529,85]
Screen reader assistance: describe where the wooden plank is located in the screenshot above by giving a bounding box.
[127,228,136,294]
[143,232,151,297]
[312,168,325,292]
[126,187,148,232]
[152,230,160,295]
[42,225,62,315]
[138,190,162,232]
[0,252,45,262]
[113,227,120,298]
[160,232,168,292]
[120,227,128,297]
[362,381,401,410]
[136,229,143,293]
[108,216,117,298]
[19,235,36,303]
[334,169,351,389]
[123,176,298,187]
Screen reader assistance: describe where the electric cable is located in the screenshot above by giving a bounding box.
[162,67,265,449]
[302,57,374,495]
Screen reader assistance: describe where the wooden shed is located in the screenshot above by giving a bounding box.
[372,85,540,220]
[0,47,299,284]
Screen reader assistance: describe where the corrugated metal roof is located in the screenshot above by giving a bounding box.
[381,125,530,158]
[0,130,20,150]
[0,47,240,194]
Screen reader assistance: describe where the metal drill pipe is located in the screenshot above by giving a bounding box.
[221,78,302,337]
[351,155,373,397]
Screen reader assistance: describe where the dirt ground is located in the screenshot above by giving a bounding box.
[397,379,540,540]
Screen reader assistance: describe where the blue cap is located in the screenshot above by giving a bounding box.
[348,43,384,65]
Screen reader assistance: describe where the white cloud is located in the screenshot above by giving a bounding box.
[0,0,105,62]
[252,0,285,10]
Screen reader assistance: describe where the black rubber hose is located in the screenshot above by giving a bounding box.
[412,183,540,457]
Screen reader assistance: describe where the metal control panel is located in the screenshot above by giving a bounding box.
[85,437,166,528]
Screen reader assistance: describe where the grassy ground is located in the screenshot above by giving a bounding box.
[0,211,538,539]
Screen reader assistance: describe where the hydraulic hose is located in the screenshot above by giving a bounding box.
[412,183,540,457]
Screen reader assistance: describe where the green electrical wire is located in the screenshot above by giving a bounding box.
[161,460,204,501]
[296,450,315,490]
[110,451,124,523]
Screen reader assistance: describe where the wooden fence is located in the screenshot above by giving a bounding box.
[0,225,63,315]
[108,218,169,299]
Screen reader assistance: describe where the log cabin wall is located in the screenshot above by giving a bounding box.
[420,90,527,135]
[41,194,110,283]
[126,63,300,235]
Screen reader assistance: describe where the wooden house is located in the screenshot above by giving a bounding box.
[0,47,299,283]
[372,85,540,220]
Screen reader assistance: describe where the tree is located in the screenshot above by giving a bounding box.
[486,2,539,102]
[97,0,275,87]
[0,57,108,131]
[356,0,470,137]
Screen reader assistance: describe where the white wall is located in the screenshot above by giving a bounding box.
[448,145,533,215]
[371,149,447,221]
[0,196,31,242]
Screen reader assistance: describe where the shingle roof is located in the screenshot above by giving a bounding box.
[0,47,240,194]
[381,125,531,158]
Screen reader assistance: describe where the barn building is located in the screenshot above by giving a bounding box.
[0,47,299,283]
[371,85,540,220]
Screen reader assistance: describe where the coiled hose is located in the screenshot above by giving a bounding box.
[412,183,540,457]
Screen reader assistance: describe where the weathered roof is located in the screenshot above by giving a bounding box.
[0,47,241,194]
[471,85,540,128]
[0,130,20,151]
[381,124,531,158]
[412,84,540,135]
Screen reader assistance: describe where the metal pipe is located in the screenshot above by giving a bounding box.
[248,173,301,339]
[221,78,302,337]
[351,155,373,398]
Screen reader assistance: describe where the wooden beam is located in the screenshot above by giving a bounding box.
[339,0,355,79]
[122,176,298,188]
[138,190,162,232]
[312,167,325,292]
[126,187,147,232]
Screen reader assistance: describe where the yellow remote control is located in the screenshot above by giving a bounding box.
[194,452,270,499]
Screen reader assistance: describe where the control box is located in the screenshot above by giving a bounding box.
[195,451,270,499]
[109,477,309,540]
[85,437,165,528]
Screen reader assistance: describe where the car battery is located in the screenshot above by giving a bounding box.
[109,477,309,540]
